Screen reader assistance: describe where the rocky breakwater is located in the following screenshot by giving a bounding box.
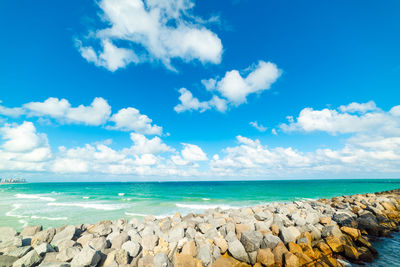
[0,189,400,267]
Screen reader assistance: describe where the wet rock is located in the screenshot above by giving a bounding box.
[343,245,359,260]
[13,250,42,267]
[357,213,381,236]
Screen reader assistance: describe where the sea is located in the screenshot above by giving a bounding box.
[0,179,399,265]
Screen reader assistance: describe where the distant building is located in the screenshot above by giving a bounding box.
[0,178,27,184]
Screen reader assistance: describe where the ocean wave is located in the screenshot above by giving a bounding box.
[175,203,235,210]
[82,196,90,199]
[6,204,28,219]
[31,215,68,221]
[118,193,125,196]
[48,202,123,211]
[202,198,210,201]
[15,193,56,202]
[18,219,28,228]
[125,212,170,219]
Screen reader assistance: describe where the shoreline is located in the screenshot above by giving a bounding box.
[0,189,399,267]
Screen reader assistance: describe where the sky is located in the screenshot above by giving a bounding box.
[0,0,400,181]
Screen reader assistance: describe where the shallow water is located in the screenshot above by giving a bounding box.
[1,179,399,230]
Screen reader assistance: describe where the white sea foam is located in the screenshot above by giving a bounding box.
[6,204,28,219]
[118,193,125,196]
[83,196,90,199]
[31,215,68,221]
[175,203,235,210]
[15,194,56,202]
[202,198,210,201]
[48,202,123,211]
[125,212,170,219]
[18,219,28,227]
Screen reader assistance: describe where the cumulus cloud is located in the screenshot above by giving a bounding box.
[24,97,111,126]
[0,122,51,171]
[108,107,162,135]
[124,133,172,155]
[249,121,267,132]
[171,143,207,166]
[280,101,400,136]
[77,0,223,71]
[175,60,280,113]
[0,97,163,135]
[174,88,227,113]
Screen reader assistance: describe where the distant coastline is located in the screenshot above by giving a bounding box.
[0,178,27,184]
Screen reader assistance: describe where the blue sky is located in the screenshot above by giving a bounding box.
[0,0,399,181]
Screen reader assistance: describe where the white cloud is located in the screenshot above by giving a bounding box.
[0,122,51,171]
[108,107,162,135]
[24,97,111,126]
[124,133,172,155]
[280,101,400,136]
[171,143,207,166]
[175,60,280,113]
[77,0,223,71]
[174,88,227,113]
[0,101,24,117]
[249,121,267,132]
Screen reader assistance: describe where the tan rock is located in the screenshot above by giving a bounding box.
[212,256,251,267]
[340,226,360,241]
[288,242,302,255]
[270,224,280,236]
[181,240,197,257]
[293,251,313,266]
[325,236,343,253]
[77,233,94,246]
[381,202,396,211]
[283,252,299,267]
[175,253,203,267]
[272,242,288,266]
[235,224,251,239]
[319,217,331,225]
[256,248,275,267]
[343,245,359,260]
[214,237,228,254]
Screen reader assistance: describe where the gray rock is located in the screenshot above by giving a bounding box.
[121,240,141,258]
[31,228,56,247]
[88,237,108,251]
[110,232,129,249]
[142,235,158,251]
[12,250,42,267]
[38,263,70,267]
[225,231,237,243]
[240,231,262,252]
[70,245,101,267]
[35,243,55,256]
[261,234,281,249]
[248,251,257,265]
[21,226,43,237]
[204,228,219,240]
[168,227,184,243]
[51,226,76,246]
[357,213,381,236]
[154,252,172,267]
[5,246,32,258]
[55,240,76,252]
[291,213,306,226]
[333,212,356,227]
[0,255,18,267]
[196,244,212,266]
[321,225,342,238]
[56,247,80,262]
[87,222,112,236]
[228,239,249,263]
[305,212,320,225]
[254,211,273,221]
[0,237,22,249]
[115,249,129,265]
[279,226,300,244]
[0,227,17,242]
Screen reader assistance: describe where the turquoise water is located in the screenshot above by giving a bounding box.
[1,179,399,230]
[1,179,399,266]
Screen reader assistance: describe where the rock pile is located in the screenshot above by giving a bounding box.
[0,189,399,267]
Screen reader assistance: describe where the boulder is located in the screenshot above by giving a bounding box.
[56,247,80,262]
[283,252,299,267]
[87,221,112,236]
[70,245,101,267]
[51,226,76,246]
[34,243,54,256]
[0,227,17,242]
[272,242,288,266]
[261,234,282,250]
[122,240,141,258]
[340,226,360,241]
[154,252,172,267]
[181,240,197,257]
[0,255,18,267]
[240,231,262,252]
[321,225,342,238]
[196,245,212,266]
[56,240,76,252]
[343,245,359,260]
[254,211,273,221]
[115,249,129,265]
[213,237,228,254]
[142,234,159,251]
[235,224,251,239]
[168,227,184,243]
[111,232,129,249]
[279,226,300,244]
[12,250,42,267]
[4,246,32,258]
[257,248,275,267]
[228,239,249,263]
[21,226,42,237]
[31,228,56,247]
[38,263,70,267]
[325,236,343,253]
[174,253,203,267]
[77,234,94,247]
[356,213,381,236]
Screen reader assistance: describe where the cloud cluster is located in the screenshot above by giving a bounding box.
[174,60,281,113]
[0,97,162,135]
[77,0,223,71]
